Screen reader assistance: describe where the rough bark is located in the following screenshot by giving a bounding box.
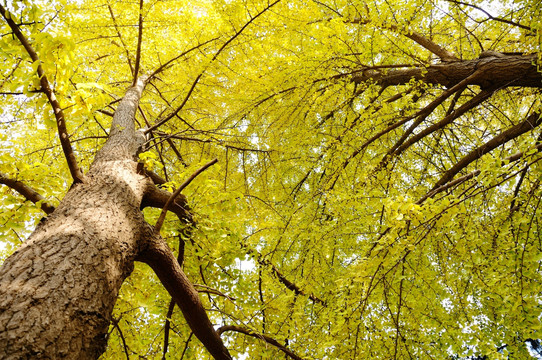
[0,77,231,359]
[352,54,541,89]
[0,78,149,359]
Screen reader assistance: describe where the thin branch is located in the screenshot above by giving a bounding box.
[154,158,218,234]
[417,141,542,204]
[217,325,305,360]
[0,172,55,214]
[107,4,134,75]
[392,88,495,158]
[111,317,130,360]
[243,245,326,305]
[0,5,84,183]
[445,0,533,31]
[148,37,220,80]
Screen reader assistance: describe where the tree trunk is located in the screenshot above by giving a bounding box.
[0,78,231,359]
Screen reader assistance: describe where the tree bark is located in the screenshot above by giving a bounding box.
[0,78,230,359]
[352,54,542,89]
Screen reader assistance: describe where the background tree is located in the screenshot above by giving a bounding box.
[0,0,541,359]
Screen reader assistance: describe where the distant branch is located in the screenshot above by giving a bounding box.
[0,5,84,183]
[217,325,304,360]
[353,19,459,62]
[148,37,220,80]
[0,172,55,214]
[244,246,326,305]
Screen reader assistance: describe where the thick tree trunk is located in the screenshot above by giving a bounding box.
[0,79,151,359]
[0,78,231,359]
[0,163,150,359]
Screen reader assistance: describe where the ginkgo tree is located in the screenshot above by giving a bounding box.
[0,0,541,359]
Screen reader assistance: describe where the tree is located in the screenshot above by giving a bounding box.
[0,0,541,359]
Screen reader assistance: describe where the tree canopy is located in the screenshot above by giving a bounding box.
[1,0,542,358]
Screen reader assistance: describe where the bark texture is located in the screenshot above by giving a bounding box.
[0,79,151,359]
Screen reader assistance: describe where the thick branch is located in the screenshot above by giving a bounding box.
[141,185,192,223]
[0,5,84,183]
[0,172,55,214]
[353,54,541,89]
[138,235,231,360]
[432,111,542,189]
[217,325,304,360]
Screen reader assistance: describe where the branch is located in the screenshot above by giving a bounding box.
[0,5,84,183]
[392,88,495,158]
[418,141,542,203]
[244,246,326,305]
[444,0,533,31]
[163,229,188,360]
[132,0,144,86]
[352,54,542,89]
[141,184,192,223]
[111,317,130,360]
[0,172,55,214]
[432,111,542,190]
[348,17,458,61]
[399,29,459,62]
[217,325,304,360]
[107,4,134,75]
[387,70,482,156]
[138,234,231,360]
[154,158,218,234]
[148,37,220,80]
